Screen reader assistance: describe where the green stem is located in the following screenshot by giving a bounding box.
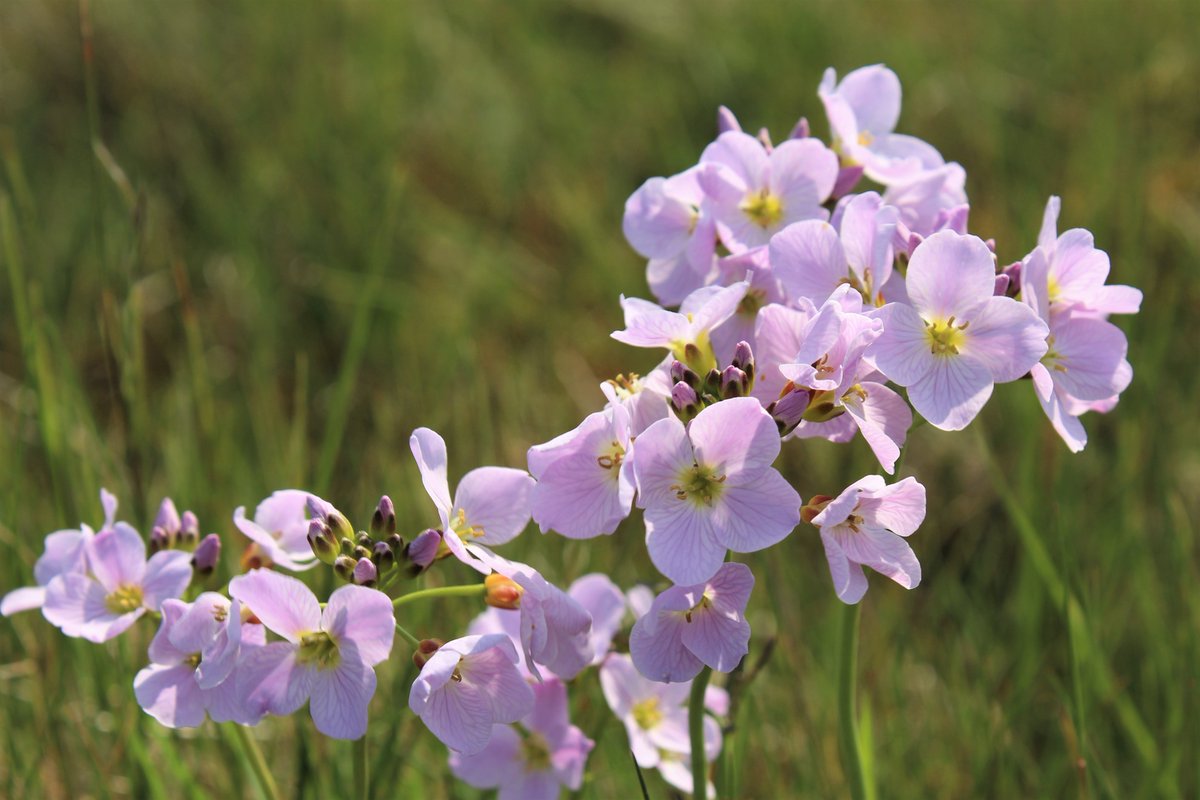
[391,583,486,608]
[353,734,368,800]
[838,602,868,800]
[394,622,421,649]
[225,723,282,800]
[689,666,713,799]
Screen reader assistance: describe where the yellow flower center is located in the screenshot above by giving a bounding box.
[924,316,969,356]
[104,584,144,614]
[669,330,717,375]
[520,732,553,772]
[740,189,784,229]
[605,372,643,400]
[451,508,485,541]
[672,463,727,507]
[632,697,663,730]
[296,630,341,670]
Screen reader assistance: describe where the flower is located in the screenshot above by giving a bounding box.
[623,166,719,306]
[1021,247,1133,452]
[233,490,326,571]
[527,403,635,540]
[818,64,944,184]
[1026,196,1142,316]
[882,162,968,240]
[230,569,395,739]
[611,281,749,375]
[629,562,754,682]
[42,523,193,643]
[869,230,1049,430]
[775,289,912,473]
[470,550,594,681]
[632,397,801,585]
[600,366,672,437]
[409,633,536,755]
[133,593,265,727]
[811,475,926,604]
[448,677,594,800]
[771,192,899,307]
[599,653,725,798]
[409,427,536,573]
[699,131,838,251]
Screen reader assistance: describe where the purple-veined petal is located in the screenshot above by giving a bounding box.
[229,569,321,641]
[630,591,702,683]
[134,663,207,728]
[321,584,395,667]
[238,641,314,717]
[820,532,869,604]
[905,231,994,320]
[644,501,727,587]
[711,471,800,554]
[87,524,147,592]
[453,467,535,546]
[449,724,522,789]
[844,382,911,474]
[310,659,376,740]
[771,220,846,306]
[908,354,994,431]
[689,397,781,477]
[141,550,194,610]
[964,297,1048,383]
[868,302,937,386]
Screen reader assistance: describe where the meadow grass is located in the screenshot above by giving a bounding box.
[1,0,1198,797]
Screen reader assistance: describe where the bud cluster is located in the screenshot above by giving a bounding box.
[669,340,756,422]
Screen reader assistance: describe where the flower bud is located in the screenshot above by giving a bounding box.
[307,519,339,566]
[356,531,373,549]
[789,116,810,140]
[768,386,811,436]
[716,105,741,134]
[405,529,441,575]
[372,540,395,572]
[353,544,372,562]
[1000,261,1021,297]
[993,273,1011,297]
[720,365,749,399]
[149,525,171,554]
[371,495,396,537]
[191,533,221,575]
[756,127,773,152]
[333,555,357,583]
[412,638,444,670]
[180,511,200,548]
[484,573,524,610]
[307,495,353,541]
[731,340,754,376]
[352,557,378,587]
[154,498,181,537]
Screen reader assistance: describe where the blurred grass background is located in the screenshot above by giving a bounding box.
[1,0,1199,797]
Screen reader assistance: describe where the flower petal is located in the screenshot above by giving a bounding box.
[905,230,994,320]
[454,467,535,545]
[321,584,395,666]
[711,471,800,554]
[229,569,321,641]
[310,659,376,740]
[409,427,454,523]
[908,354,994,431]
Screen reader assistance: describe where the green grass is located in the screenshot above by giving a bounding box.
[2,0,1199,796]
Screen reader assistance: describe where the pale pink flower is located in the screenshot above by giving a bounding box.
[813,475,926,604]
[233,490,325,572]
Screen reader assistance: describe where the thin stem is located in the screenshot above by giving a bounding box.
[689,666,713,799]
[394,622,421,649]
[353,734,368,800]
[391,583,486,608]
[838,602,868,800]
[225,723,282,800]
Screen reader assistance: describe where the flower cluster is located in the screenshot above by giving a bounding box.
[2,63,1139,799]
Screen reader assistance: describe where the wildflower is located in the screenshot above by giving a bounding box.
[632,397,801,585]
[42,523,192,643]
[230,569,395,739]
[528,403,634,540]
[772,192,899,306]
[1021,248,1133,452]
[810,475,926,604]
[448,677,594,800]
[233,490,327,572]
[776,289,912,473]
[869,230,1049,430]
[611,281,749,375]
[818,64,944,184]
[700,131,839,251]
[133,593,265,727]
[623,166,720,306]
[629,562,754,682]
[600,366,672,437]
[599,653,724,797]
[1025,196,1143,316]
[409,633,536,755]
[409,427,536,573]
[883,163,969,240]
[470,549,594,681]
